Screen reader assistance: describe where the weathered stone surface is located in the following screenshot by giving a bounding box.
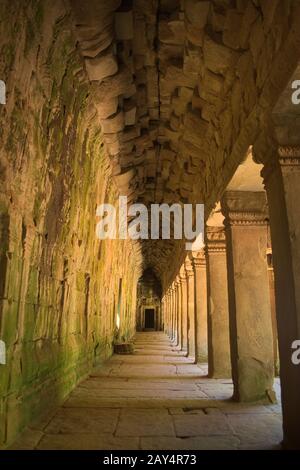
[37,434,140,450]
[206,225,232,379]
[221,191,275,403]
[160,19,185,45]
[173,413,232,437]
[0,0,142,448]
[185,1,210,28]
[203,37,240,74]
[100,110,125,133]
[141,435,240,450]
[116,409,175,436]
[95,97,119,119]
[1,0,300,450]
[85,51,118,82]
[10,333,283,450]
[44,408,119,434]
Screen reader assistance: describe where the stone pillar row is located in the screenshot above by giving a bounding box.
[162,143,300,449]
[163,252,208,363]
[162,191,277,406]
[162,202,278,392]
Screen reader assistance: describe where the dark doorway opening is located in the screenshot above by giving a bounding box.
[145,309,155,329]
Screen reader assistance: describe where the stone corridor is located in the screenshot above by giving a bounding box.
[10,332,282,450]
[2,0,300,452]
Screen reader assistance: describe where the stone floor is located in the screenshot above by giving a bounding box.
[10,332,283,450]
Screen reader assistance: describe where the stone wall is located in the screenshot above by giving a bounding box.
[0,0,141,447]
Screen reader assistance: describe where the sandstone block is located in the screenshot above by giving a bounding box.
[100,110,124,133]
[95,97,118,119]
[203,37,239,74]
[159,19,185,45]
[223,10,243,50]
[185,1,210,28]
[85,51,118,82]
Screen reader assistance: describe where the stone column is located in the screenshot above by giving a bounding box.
[179,265,188,353]
[161,297,165,332]
[160,297,165,327]
[191,249,208,363]
[170,284,176,342]
[266,249,279,375]
[167,288,171,338]
[167,288,172,338]
[185,256,197,362]
[222,191,275,402]
[206,225,232,378]
[256,144,300,449]
[168,288,172,338]
[175,275,182,349]
[164,290,170,337]
[172,282,179,345]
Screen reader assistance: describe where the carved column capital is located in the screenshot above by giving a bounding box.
[190,249,206,268]
[184,257,194,278]
[206,226,226,253]
[179,264,187,283]
[278,145,300,165]
[221,191,269,227]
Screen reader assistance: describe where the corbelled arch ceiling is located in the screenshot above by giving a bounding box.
[69,0,300,288]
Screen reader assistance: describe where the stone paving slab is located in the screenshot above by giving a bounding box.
[113,364,178,377]
[69,387,208,399]
[116,408,175,437]
[227,414,283,449]
[221,403,277,414]
[196,383,233,400]
[44,408,120,434]
[140,436,240,450]
[79,378,199,391]
[11,332,283,450]
[36,434,140,450]
[63,396,218,409]
[173,413,233,437]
